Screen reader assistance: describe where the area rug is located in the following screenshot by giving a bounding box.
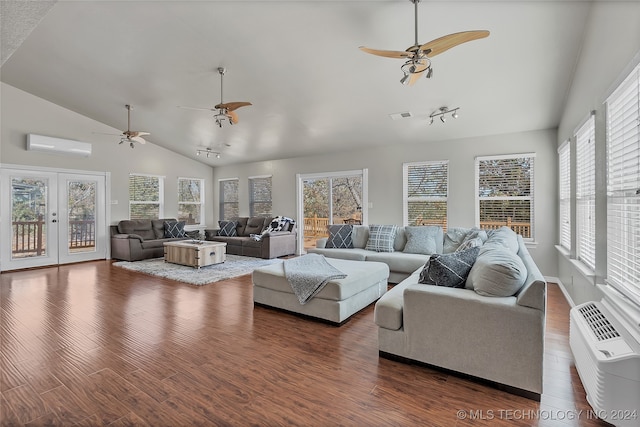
[112,255,283,286]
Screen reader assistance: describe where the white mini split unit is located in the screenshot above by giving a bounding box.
[27,134,92,157]
[570,288,640,427]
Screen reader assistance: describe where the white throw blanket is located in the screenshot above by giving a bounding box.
[284,254,347,304]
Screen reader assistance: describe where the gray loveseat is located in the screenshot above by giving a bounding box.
[205,216,296,259]
[110,218,191,261]
[311,224,546,399]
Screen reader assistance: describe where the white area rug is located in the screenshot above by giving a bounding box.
[113,255,283,286]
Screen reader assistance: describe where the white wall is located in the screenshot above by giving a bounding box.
[556,2,640,306]
[1,82,215,225]
[213,128,559,276]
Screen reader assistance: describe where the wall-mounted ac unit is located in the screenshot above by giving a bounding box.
[570,296,640,426]
[27,134,92,157]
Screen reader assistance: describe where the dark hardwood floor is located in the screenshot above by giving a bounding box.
[1,261,610,426]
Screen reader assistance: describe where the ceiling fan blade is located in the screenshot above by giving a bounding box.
[227,111,239,124]
[420,30,490,57]
[177,105,216,112]
[359,46,412,59]
[130,131,150,138]
[130,136,146,144]
[215,102,252,112]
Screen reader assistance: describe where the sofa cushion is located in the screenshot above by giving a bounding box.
[218,220,238,237]
[467,248,527,296]
[403,226,442,255]
[352,225,370,249]
[242,216,269,236]
[366,251,429,275]
[326,225,353,249]
[419,246,480,288]
[117,219,156,240]
[365,225,398,252]
[482,226,519,254]
[164,220,186,238]
[307,247,369,261]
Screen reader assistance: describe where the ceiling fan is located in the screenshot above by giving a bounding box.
[359,0,489,86]
[179,67,252,128]
[96,104,149,148]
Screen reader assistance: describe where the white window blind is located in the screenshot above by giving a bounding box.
[575,114,596,271]
[558,140,571,250]
[178,178,204,225]
[403,161,448,228]
[476,154,535,239]
[219,178,239,220]
[129,174,163,219]
[606,63,640,304]
[249,176,273,217]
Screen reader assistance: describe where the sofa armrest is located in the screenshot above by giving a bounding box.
[112,233,144,242]
[262,230,294,238]
[316,238,328,248]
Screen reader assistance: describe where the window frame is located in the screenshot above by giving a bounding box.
[248,175,273,218]
[605,62,640,304]
[475,153,535,240]
[177,177,205,226]
[558,140,571,250]
[402,160,449,228]
[128,173,164,219]
[575,114,596,271]
[219,178,239,221]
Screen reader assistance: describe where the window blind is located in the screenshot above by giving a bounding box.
[129,174,162,219]
[219,179,239,220]
[606,63,640,303]
[575,114,596,271]
[404,161,448,228]
[249,176,273,217]
[558,141,571,250]
[476,154,534,239]
[178,178,203,225]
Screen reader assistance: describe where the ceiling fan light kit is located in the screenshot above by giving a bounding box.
[360,0,489,86]
[429,106,459,125]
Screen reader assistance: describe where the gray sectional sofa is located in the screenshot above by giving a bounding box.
[310,224,546,399]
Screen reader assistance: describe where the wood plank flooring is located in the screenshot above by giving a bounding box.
[1,261,611,426]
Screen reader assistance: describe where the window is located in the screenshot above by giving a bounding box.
[558,140,571,250]
[249,175,272,217]
[575,114,596,271]
[129,174,163,219]
[219,178,239,220]
[178,178,204,225]
[606,63,640,303]
[403,161,448,228]
[476,154,535,239]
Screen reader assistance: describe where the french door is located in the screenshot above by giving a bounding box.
[1,167,107,271]
[296,169,368,254]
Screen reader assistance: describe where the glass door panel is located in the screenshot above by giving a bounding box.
[302,178,329,249]
[331,176,363,225]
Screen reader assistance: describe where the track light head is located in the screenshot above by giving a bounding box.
[400,74,410,85]
[216,153,221,159]
[440,115,446,123]
[426,67,433,78]
[452,110,459,119]
[429,117,434,125]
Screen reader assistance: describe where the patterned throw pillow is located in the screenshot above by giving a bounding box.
[365,225,398,253]
[326,225,353,249]
[163,220,186,238]
[218,220,238,237]
[403,226,441,255]
[419,246,480,288]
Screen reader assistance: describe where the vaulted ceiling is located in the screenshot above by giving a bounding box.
[1,0,594,166]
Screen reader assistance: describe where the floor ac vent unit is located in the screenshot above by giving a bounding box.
[27,134,92,157]
[570,300,640,426]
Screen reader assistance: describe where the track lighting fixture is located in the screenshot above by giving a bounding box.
[429,106,460,125]
[196,148,221,159]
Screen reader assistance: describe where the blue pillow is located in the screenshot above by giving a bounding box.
[218,220,238,237]
[164,220,186,238]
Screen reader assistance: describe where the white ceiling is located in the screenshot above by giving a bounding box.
[1,0,595,166]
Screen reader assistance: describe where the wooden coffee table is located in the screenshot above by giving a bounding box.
[163,240,227,269]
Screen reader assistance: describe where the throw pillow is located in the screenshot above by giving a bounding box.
[467,248,528,297]
[218,220,238,237]
[326,225,353,249]
[403,226,442,255]
[456,236,484,252]
[163,220,186,238]
[365,225,398,253]
[418,246,480,288]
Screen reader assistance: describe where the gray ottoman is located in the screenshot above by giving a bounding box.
[252,258,389,324]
